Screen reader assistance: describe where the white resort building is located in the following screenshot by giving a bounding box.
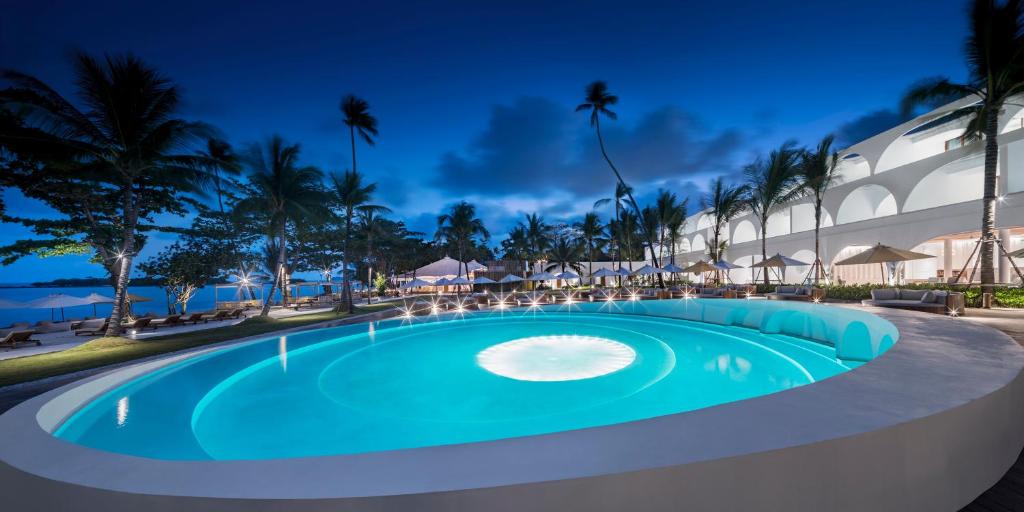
[675,96,1024,285]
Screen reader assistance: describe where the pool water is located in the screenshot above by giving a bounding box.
[54,301,897,460]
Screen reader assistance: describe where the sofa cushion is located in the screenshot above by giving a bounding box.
[920,291,935,303]
[931,290,949,304]
[899,289,928,301]
[777,286,797,294]
[871,288,898,301]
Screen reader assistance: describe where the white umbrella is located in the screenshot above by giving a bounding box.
[616,267,633,276]
[555,271,579,280]
[434,277,451,285]
[472,276,496,284]
[527,271,557,281]
[400,278,432,289]
[661,263,685,273]
[631,264,664,276]
[591,268,619,278]
[83,292,116,316]
[26,293,92,321]
[448,276,471,285]
[498,274,524,283]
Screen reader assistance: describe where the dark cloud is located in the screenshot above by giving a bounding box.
[434,98,745,199]
[836,109,909,147]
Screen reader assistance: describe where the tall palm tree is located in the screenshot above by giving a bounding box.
[594,181,632,270]
[612,210,641,272]
[359,206,392,304]
[901,0,1024,301]
[501,225,531,261]
[340,95,379,174]
[237,136,325,316]
[576,212,607,285]
[544,237,584,275]
[745,141,804,285]
[198,138,241,213]
[1,53,216,335]
[435,201,490,279]
[799,135,841,284]
[577,81,662,280]
[702,177,748,266]
[330,170,384,313]
[665,207,688,266]
[655,190,687,263]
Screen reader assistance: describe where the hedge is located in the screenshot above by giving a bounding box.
[751,282,1023,308]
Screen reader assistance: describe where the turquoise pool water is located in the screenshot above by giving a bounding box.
[53,300,898,460]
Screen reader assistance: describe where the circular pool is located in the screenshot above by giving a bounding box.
[53,303,891,461]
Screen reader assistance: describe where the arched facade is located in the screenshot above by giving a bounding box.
[836,184,897,225]
[690,233,706,253]
[732,220,757,244]
[791,203,833,233]
[903,154,984,213]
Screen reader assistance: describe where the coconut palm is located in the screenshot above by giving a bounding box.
[655,190,687,264]
[901,0,1024,300]
[501,225,531,262]
[611,210,641,272]
[340,95,378,175]
[237,136,326,316]
[594,181,633,270]
[0,53,218,335]
[523,213,553,267]
[702,177,748,266]
[576,81,661,278]
[544,236,585,276]
[575,212,607,285]
[745,141,804,285]
[198,138,241,213]
[435,201,490,279]
[359,207,392,304]
[330,169,384,313]
[799,135,841,284]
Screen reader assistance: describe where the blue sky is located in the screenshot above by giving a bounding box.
[0,0,971,281]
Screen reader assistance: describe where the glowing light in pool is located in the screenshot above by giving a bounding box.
[116,396,129,427]
[476,335,636,382]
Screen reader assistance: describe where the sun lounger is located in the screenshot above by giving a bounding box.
[181,313,207,325]
[0,330,40,348]
[202,311,230,322]
[151,314,183,329]
[227,308,245,319]
[126,317,156,331]
[75,320,109,336]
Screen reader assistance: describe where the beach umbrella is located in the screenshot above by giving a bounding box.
[400,278,432,289]
[833,243,933,285]
[591,268,619,278]
[527,271,557,281]
[682,260,718,285]
[712,260,744,284]
[472,276,496,284]
[434,277,451,286]
[750,254,810,284]
[126,293,152,302]
[25,293,92,321]
[661,263,685,273]
[496,273,524,295]
[631,264,664,276]
[84,292,115,316]
[448,276,472,297]
[616,267,633,276]
[555,271,580,280]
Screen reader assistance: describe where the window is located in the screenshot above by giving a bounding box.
[945,135,966,151]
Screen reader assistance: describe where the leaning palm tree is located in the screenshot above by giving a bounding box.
[237,136,326,316]
[577,81,661,279]
[340,94,379,173]
[576,212,607,285]
[799,135,841,284]
[901,0,1024,301]
[745,141,804,285]
[330,170,384,313]
[435,201,490,280]
[702,177,748,265]
[1,53,216,335]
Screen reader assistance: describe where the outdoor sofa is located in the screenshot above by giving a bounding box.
[766,286,825,302]
[861,288,966,316]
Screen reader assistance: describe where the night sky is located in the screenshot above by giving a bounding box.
[0,0,971,281]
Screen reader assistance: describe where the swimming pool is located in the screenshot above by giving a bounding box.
[53,300,899,461]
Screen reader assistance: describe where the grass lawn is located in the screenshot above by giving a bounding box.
[0,303,396,387]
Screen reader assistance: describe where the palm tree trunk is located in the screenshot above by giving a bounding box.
[813,201,822,284]
[594,120,663,285]
[350,126,358,173]
[980,107,999,302]
[761,220,769,286]
[261,225,288,316]
[105,192,139,337]
[342,213,354,313]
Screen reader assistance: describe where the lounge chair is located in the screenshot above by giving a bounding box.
[227,308,245,319]
[202,310,230,322]
[181,313,207,325]
[861,288,965,315]
[125,317,156,331]
[75,320,109,336]
[0,330,40,348]
[151,314,183,329]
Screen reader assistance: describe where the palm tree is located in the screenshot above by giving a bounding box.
[359,206,392,304]
[1,53,217,335]
[576,81,662,280]
[611,210,641,272]
[523,213,553,270]
[702,177,748,267]
[237,136,325,316]
[745,141,804,285]
[501,225,531,261]
[340,95,379,174]
[198,138,241,213]
[665,209,687,266]
[330,170,384,313]
[544,237,584,276]
[655,190,687,263]
[576,212,607,285]
[594,181,632,271]
[901,0,1024,301]
[435,201,490,280]
[799,135,841,284]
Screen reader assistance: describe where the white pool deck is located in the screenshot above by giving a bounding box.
[0,302,1022,511]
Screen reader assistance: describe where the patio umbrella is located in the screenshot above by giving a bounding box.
[448,276,472,297]
[661,263,685,273]
[750,254,810,284]
[434,277,452,286]
[25,293,92,322]
[555,271,580,280]
[84,292,115,316]
[592,268,619,277]
[497,273,524,295]
[472,276,496,284]
[682,260,718,285]
[833,243,933,285]
[631,264,663,276]
[527,271,557,281]
[400,278,432,289]
[713,260,744,284]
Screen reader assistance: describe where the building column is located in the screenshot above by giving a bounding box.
[999,229,1011,284]
[943,239,953,283]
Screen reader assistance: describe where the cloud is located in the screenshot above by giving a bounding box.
[835,109,909,147]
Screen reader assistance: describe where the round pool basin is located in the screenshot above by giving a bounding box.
[53,300,897,461]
